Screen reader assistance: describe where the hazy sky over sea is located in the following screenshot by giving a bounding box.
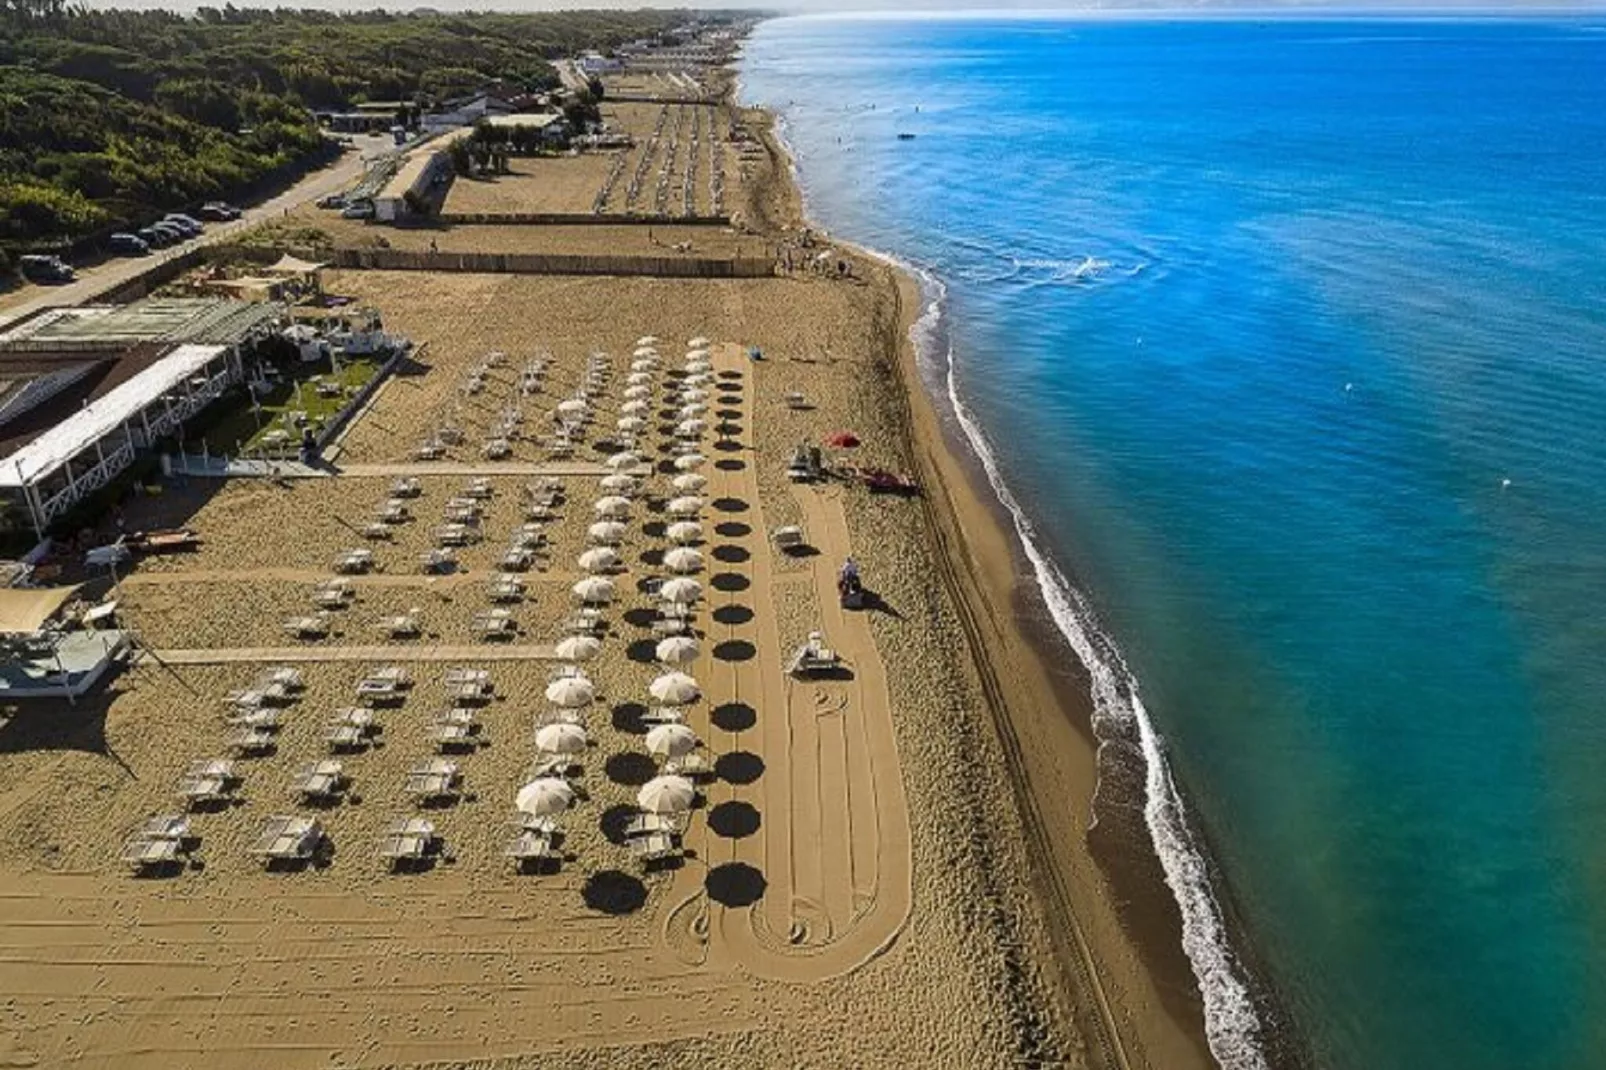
[78,1,1606,12]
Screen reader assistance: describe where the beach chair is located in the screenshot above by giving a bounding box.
[436,425,465,446]
[526,477,561,497]
[121,834,184,874]
[376,611,422,639]
[487,575,525,603]
[361,522,393,541]
[376,818,436,870]
[225,707,281,731]
[325,708,376,753]
[535,708,584,730]
[524,502,558,522]
[629,831,679,865]
[504,830,560,868]
[413,440,445,461]
[462,478,494,500]
[528,754,581,780]
[664,752,713,779]
[355,679,406,707]
[257,666,303,692]
[250,815,325,868]
[500,546,537,572]
[224,725,276,757]
[623,812,685,839]
[332,549,376,574]
[374,500,409,524]
[481,438,511,460]
[561,607,605,635]
[137,813,192,842]
[641,706,687,727]
[419,549,455,574]
[312,579,354,610]
[472,609,517,641]
[283,612,331,639]
[291,760,346,803]
[433,523,478,548]
[784,391,808,410]
[445,677,495,704]
[404,759,460,802]
[390,477,422,499]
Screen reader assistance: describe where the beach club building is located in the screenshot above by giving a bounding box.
[0,298,282,537]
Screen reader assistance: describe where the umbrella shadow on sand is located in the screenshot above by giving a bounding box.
[582,870,648,915]
[705,862,766,908]
[604,752,657,787]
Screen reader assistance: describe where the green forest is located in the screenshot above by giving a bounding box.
[0,1,707,267]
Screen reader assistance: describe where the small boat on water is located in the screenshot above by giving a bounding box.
[897,132,917,140]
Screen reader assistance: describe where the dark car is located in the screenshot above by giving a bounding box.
[160,216,199,238]
[198,201,240,221]
[150,222,186,244]
[108,232,150,256]
[164,213,204,234]
[317,193,346,210]
[137,226,168,248]
[19,254,74,283]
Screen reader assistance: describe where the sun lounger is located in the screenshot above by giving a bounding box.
[664,753,713,778]
[527,755,581,780]
[250,816,324,866]
[419,549,455,574]
[404,759,460,801]
[641,706,687,727]
[225,707,281,730]
[487,576,524,603]
[413,441,445,461]
[390,477,421,498]
[445,678,494,704]
[481,438,511,460]
[224,725,276,757]
[137,813,191,841]
[122,835,184,873]
[361,522,393,541]
[504,830,560,866]
[500,547,536,572]
[257,666,303,692]
[325,708,376,752]
[629,831,679,864]
[355,679,406,706]
[291,760,346,802]
[535,708,584,729]
[312,579,354,609]
[436,425,465,446]
[283,613,331,639]
[472,609,517,641]
[434,524,478,547]
[562,608,605,635]
[376,613,421,639]
[624,812,685,839]
[332,549,375,574]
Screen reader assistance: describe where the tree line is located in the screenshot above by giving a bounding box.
[0,4,718,269]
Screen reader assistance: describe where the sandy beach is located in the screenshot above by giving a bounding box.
[0,55,1213,1070]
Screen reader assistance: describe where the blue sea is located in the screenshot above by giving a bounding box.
[740,15,1606,1070]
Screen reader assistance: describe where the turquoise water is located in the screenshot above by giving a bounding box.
[740,16,1606,1070]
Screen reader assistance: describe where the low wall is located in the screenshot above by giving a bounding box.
[434,212,731,227]
[327,247,774,279]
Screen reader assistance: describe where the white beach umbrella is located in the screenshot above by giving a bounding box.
[685,347,711,360]
[546,675,595,708]
[663,547,704,574]
[676,419,706,438]
[659,577,703,604]
[678,402,708,418]
[621,398,650,414]
[671,472,707,493]
[630,358,658,372]
[557,399,588,415]
[673,453,706,472]
[599,472,636,492]
[687,336,711,349]
[666,496,704,517]
[645,723,699,759]
[636,335,659,346]
[616,416,646,433]
[516,778,575,816]
[666,520,703,545]
[684,372,713,386]
[605,451,640,470]
[625,375,653,389]
[554,635,603,662]
[683,360,712,375]
[593,496,631,518]
[536,722,589,755]
[655,635,700,665]
[588,520,627,545]
[578,547,620,573]
[637,774,696,814]
[634,345,659,357]
[571,576,616,604]
[677,387,709,402]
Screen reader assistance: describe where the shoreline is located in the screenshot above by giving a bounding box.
[728,89,1225,1067]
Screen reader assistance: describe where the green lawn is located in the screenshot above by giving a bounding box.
[201,357,383,458]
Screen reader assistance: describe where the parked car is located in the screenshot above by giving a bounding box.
[150,222,186,244]
[317,193,347,210]
[108,232,150,257]
[18,254,74,283]
[137,226,168,248]
[160,216,200,238]
[165,212,204,232]
[198,201,240,221]
[341,200,375,220]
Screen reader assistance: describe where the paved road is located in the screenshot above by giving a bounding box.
[142,643,560,666]
[0,133,395,331]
